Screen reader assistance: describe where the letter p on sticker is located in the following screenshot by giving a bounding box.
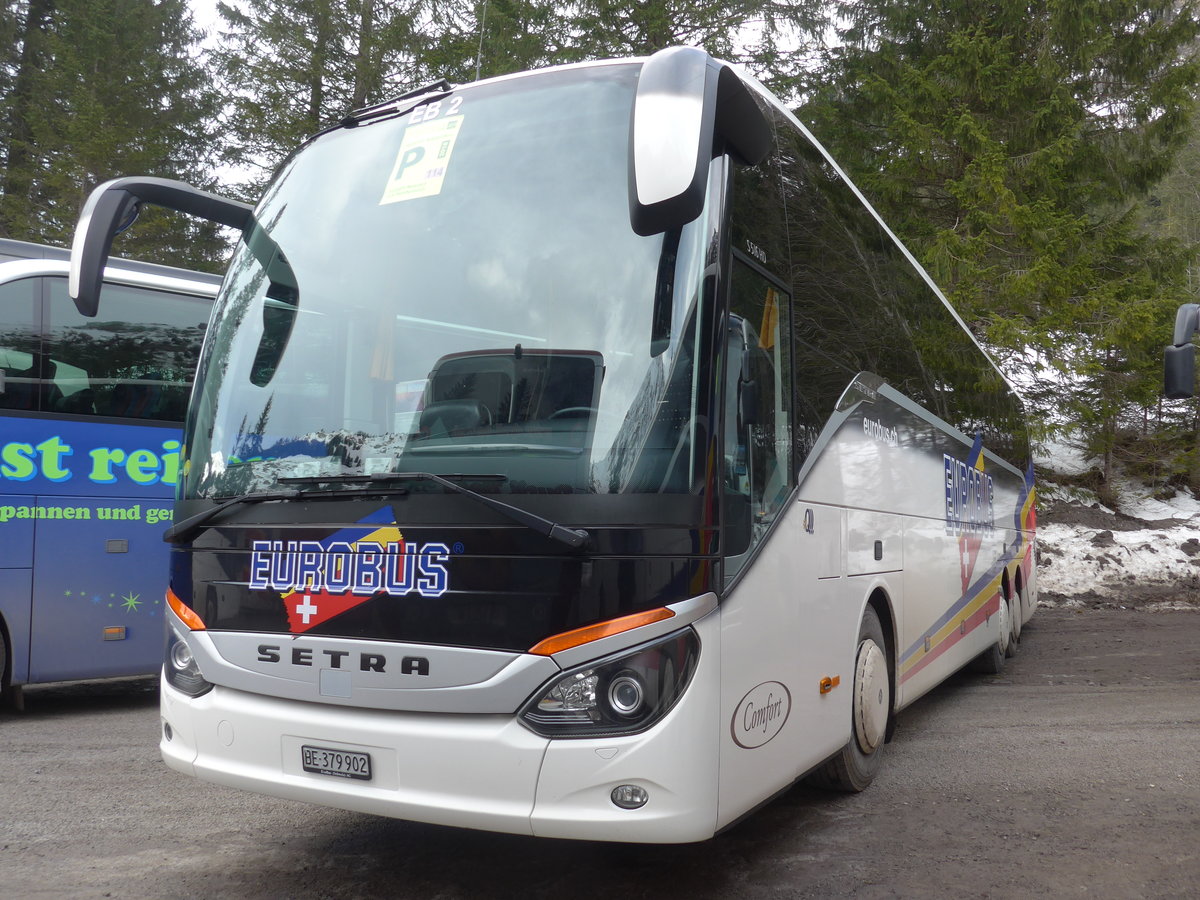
[397,146,425,178]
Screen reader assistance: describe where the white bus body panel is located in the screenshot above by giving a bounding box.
[796,383,1034,710]
[715,500,851,830]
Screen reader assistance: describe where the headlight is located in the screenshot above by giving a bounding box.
[164,627,213,697]
[519,627,699,737]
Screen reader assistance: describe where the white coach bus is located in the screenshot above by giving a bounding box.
[68,47,1036,842]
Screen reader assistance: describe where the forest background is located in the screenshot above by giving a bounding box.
[2,0,1199,493]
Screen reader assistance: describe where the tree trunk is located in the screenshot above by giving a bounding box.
[1,0,56,237]
[350,0,376,110]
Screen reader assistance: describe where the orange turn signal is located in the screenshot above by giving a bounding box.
[819,675,841,695]
[167,588,207,631]
[528,607,675,656]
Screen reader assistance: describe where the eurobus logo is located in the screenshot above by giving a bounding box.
[943,434,995,536]
[248,521,450,634]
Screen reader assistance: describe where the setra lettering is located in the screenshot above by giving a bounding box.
[253,645,431,677]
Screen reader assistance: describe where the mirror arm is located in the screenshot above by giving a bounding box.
[70,176,253,317]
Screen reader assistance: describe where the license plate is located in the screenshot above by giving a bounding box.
[301,745,372,781]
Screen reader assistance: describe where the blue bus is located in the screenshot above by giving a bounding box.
[0,238,219,708]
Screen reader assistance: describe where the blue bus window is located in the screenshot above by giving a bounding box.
[0,277,40,411]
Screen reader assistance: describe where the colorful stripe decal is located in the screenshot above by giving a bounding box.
[899,446,1037,685]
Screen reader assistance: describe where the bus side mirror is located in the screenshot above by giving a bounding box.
[1164,303,1200,399]
[70,176,253,317]
[629,47,772,236]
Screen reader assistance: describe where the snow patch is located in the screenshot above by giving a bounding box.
[1034,435,1094,477]
[1114,479,1200,521]
[1035,437,1200,610]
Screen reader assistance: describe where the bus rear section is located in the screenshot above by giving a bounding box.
[74,48,1034,841]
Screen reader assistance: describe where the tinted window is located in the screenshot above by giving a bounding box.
[0,275,210,421]
[724,260,794,581]
[774,116,1030,471]
[46,279,210,421]
[0,276,40,410]
[725,148,796,581]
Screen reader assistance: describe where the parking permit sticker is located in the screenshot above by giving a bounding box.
[380,114,464,204]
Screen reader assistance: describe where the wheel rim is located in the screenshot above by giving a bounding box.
[997,593,1011,655]
[854,638,889,754]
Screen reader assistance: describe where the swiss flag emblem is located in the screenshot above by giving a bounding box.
[285,589,374,634]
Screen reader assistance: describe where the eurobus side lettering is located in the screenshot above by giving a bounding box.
[0,436,182,486]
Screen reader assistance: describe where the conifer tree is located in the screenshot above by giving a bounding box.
[567,0,823,68]
[0,0,225,269]
[213,0,428,196]
[806,0,1200,473]
[212,0,829,192]
[420,0,570,83]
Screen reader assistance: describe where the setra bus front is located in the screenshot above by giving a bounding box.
[70,49,774,842]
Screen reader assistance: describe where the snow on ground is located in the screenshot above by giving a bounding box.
[1115,479,1200,521]
[1033,437,1200,611]
[1037,521,1200,610]
[1034,434,1094,477]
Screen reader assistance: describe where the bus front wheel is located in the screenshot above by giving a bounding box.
[810,605,890,792]
[0,623,10,707]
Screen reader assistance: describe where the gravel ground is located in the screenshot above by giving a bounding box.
[3,606,1198,900]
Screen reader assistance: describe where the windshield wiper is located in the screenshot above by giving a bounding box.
[163,488,305,544]
[335,79,452,130]
[163,475,493,545]
[278,472,591,549]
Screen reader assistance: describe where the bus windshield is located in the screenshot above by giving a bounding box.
[185,64,715,500]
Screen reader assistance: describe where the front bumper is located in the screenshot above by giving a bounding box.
[160,613,721,843]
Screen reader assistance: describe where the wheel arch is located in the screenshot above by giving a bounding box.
[0,608,11,693]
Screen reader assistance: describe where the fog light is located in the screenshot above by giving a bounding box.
[611,784,649,810]
[162,720,174,742]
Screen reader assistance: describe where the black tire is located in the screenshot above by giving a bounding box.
[0,625,10,708]
[972,592,1012,674]
[809,605,891,792]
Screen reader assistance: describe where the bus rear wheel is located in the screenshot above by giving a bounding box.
[810,605,890,792]
[1006,582,1023,658]
[972,592,1012,674]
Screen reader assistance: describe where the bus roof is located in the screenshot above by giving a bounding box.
[0,237,223,288]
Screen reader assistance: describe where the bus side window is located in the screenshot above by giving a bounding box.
[46,278,209,422]
[724,260,793,582]
[0,277,41,410]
